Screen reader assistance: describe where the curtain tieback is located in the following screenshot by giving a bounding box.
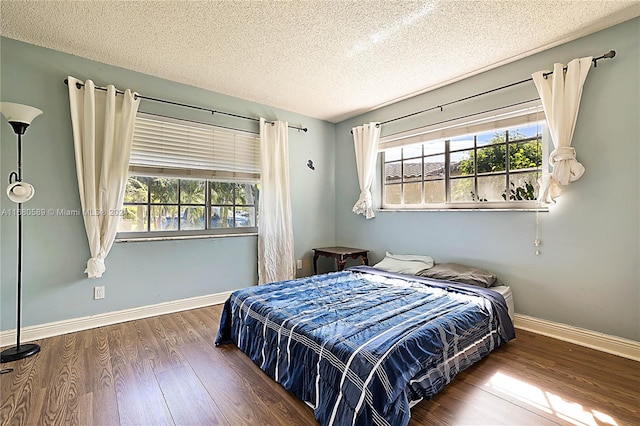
[549,146,585,184]
[352,190,374,219]
[354,190,372,208]
[85,257,106,279]
[549,146,577,164]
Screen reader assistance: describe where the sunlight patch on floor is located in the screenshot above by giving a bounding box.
[485,372,618,426]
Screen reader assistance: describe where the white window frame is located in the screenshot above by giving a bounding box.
[380,101,549,211]
[117,113,260,240]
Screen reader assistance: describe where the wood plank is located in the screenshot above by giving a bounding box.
[485,343,639,421]
[19,386,47,426]
[109,322,173,425]
[80,326,115,394]
[92,388,121,426]
[132,316,187,374]
[410,379,558,426]
[168,310,211,344]
[71,392,93,426]
[179,340,292,426]
[111,358,173,426]
[0,344,38,424]
[222,345,322,424]
[156,364,228,425]
[30,333,80,425]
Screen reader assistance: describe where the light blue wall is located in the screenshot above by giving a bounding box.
[1,37,336,330]
[335,18,640,341]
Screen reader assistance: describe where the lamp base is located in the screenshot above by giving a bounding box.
[0,343,40,363]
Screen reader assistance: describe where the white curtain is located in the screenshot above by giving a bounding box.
[351,122,381,219]
[68,76,140,278]
[532,57,592,204]
[258,118,295,285]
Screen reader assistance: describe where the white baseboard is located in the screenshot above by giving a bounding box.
[514,314,640,362]
[0,290,232,348]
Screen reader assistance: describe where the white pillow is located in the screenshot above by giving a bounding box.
[373,252,434,275]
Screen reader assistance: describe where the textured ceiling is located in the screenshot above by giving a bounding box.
[1,1,638,123]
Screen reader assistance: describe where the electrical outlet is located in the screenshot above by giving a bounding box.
[297,259,303,270]
[94,286,105,300]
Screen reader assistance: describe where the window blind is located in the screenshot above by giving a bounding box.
[379,101,544,151]
[129,113,260,182]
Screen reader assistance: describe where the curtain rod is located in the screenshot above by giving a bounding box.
[382,98,542,140]
[374,50,616,128]
[63,79,308,133]
[138,110,260,135]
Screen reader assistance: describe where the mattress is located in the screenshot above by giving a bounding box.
[491,286,514,320]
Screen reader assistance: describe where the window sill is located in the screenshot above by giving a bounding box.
[379,207,549,213]
[115,232,258,243]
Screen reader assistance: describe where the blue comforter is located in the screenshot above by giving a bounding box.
[216,266,515,426]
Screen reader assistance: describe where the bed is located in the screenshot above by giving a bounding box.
[215,265,515,426]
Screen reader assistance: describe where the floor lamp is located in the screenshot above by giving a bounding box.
[1,102,43,363]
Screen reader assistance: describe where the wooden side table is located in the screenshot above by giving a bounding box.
[312,246,369,274]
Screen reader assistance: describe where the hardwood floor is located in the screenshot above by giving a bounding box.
[1,305,638,425]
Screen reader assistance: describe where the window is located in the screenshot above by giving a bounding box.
[117,113,260,238]
[381,104,546,210]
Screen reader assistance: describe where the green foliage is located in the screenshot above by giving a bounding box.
[455,130,540,202]
[180,180,206,204]
[457,130,540,175]
[124,176,148,203]
[150,178,178,204]
[470,191,487,202]
[122,177,260,230]
[502,181,536,201]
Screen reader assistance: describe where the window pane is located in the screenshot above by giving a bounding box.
[509,140,541,170]
[507,172,540,201]
[180,179,206,204]
[477,175,506,202]
[181,206,205,230]
[211,182,234,204]
[477,145,506,173]
[381,116,545,210]
[403,144,422,159]
[450,135,474,151]
[450,150,474,177]
[236,183,259,205]
[385,161,402,184]
[403,158,422,182]
[211,206,233,228]
[119,206,148,232]
[385,183,401,204]
[403,182,422,204]
[450,177,475,202]
[150,205,178,231]
[235,206,256,227]
[150,178,178,204]
[424,140,445,156]
[508,123,541,140]
[424,180,445,203]
[384,148,401,162]
[424,155,445,180]
[478,130,505,147]
[125,176,148,203]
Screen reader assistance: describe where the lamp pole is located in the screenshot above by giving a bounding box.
[1,103,42,363]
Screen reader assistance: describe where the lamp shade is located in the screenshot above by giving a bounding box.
[7,182,35,203]
[0,102,43,125]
